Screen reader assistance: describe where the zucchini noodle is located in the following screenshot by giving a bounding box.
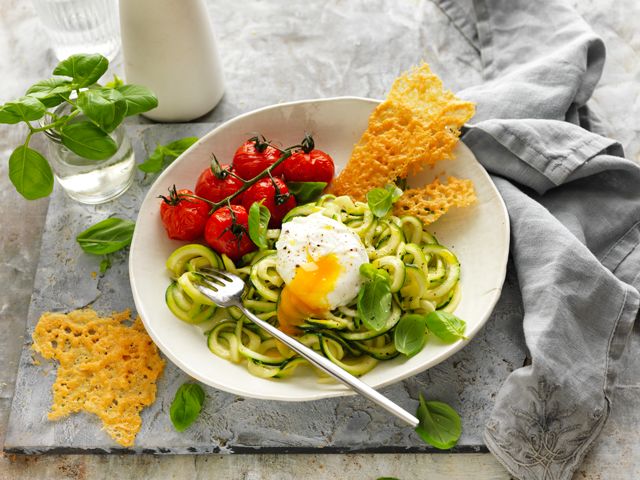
[165,194,461,381]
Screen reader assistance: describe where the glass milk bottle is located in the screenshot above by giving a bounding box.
[119,0,225,122]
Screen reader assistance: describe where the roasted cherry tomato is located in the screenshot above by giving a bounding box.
[232,134,283,180]
[242,177,296,228]
[204,205,257,261]
[160,187,210,241]
[195,158,244,205]
[283,134,334,184]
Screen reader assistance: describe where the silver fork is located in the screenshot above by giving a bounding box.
[194,269,419,427]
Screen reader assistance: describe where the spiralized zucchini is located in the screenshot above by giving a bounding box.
[165,194,461,381]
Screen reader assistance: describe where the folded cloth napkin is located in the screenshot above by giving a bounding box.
[433,0,640,479]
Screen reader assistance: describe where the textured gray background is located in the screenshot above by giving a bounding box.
[1,0,638,478]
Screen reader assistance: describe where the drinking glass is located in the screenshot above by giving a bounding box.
[40,102,136,204]
[31,0,121,62]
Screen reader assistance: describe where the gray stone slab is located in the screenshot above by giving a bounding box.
[4,123,527,454]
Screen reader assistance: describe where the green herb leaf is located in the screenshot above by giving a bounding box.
[100,258,111,274]
[163,137,199,157]
[367,183,402,218]
[385,183,403,201]
[358,264,391,285]
[286,181,327,204]
[104,74,124,88]
[415,393,461,449]
[76,218,135,255]
[138,137,199,173]
[115,84,158,116]
[8,145,54,200]
[394,314,427,357]
[59,121,118,160]
[170,382,206,432]
[248,200,271,248]
[424,311,468,342]
[0,97,46,124]
[357,279,391,331]
[25,77,73,108]
[52,53,109,88]
[77,87,127,133]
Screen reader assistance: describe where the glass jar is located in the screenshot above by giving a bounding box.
[40,102,136,204]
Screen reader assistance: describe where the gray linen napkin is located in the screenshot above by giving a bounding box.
[433,0,640,479]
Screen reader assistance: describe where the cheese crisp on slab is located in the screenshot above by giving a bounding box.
[333,63,476,225]
[31,308,165,447]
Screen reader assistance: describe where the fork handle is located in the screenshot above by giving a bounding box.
[234,302,419,428]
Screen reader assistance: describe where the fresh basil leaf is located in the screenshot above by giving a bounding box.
[394,314,427,357]
[25,77,73,108]
[8,145,54,200]
[357,279,391,331]
[424,311,468,342]
[170,382,206,432]
[77,87,127,133]
[138,143,166,173]
[138,137,199,173]
[359,263,378,280]
[415,393,462,449]
[385,183,403,202]
[248,200,271,248]
[115,84,159,116]
[53,53,109,88]
[358,264,391,285]
[163,137,199,157]
[100,258,110,274]
[105,74,124,88]
[0,97,46,124]
[59,121,118,160]
[76,218,135,255]
[286,181,327,204]
[367,187,393,218]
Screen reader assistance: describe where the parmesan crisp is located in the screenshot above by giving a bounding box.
[31,308,165,447]
[333,62,477,225]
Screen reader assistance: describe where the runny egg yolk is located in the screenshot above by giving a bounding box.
[277,253,343,335]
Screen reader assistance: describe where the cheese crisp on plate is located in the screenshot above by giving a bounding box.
[31,308,165,447]
[333,62,477,225]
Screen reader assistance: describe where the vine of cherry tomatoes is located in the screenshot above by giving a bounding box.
[158,133,335,260]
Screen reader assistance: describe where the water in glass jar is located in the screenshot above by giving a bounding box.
[31,0,120,61]
[52,131,135,204]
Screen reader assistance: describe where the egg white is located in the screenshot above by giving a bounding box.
[275,213,368,309]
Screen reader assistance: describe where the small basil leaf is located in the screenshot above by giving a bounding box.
[248,200,271,248]
[115,84,159,116]
[76,87,127,133]
[162,137,199,158]
[138,143,166,173]
[170,382,206,432]
[394,314,427,357]
[0,97,47,124]
[25,77,73,108]
[105,74,124,88]
[415,393,462,449]
[424,311,468,342]
[59,121,118,160]
[286,181,327,204]
[357,279,391,331]
[8,145,54,200]
[76,218,135,255]
[385,183,403,202]
[367,187,393,218]
[100,258,110,274]
[359,263,378,281]
[53,53,109,88]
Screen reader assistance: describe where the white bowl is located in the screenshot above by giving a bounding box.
[129,97,509,401]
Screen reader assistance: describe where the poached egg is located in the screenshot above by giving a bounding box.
[275,213,368,335]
